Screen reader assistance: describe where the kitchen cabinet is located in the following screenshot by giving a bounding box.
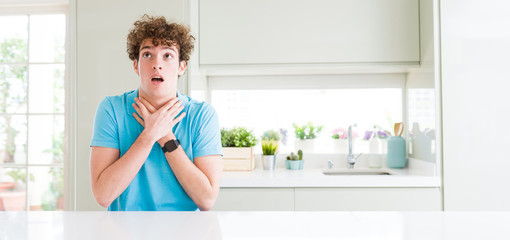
[212,188,294,211]
[199,0,419,65]
[213,187,441,211]
[295,187,441,211]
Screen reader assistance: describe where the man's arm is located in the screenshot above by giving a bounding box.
[90,131,154,208]
[161,146,222,211]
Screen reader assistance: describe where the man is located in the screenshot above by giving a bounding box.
[90,15,222,211]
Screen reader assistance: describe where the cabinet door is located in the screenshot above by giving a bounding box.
[199,0,419,65]
[213,188,294,211]
[295,188,441,211]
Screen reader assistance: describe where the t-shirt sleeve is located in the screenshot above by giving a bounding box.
[193,104,223,158]
[90,97,120,149]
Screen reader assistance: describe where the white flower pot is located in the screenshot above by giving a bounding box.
[294,139,315,153]
[332,139,348,153]
[262,155,276,170]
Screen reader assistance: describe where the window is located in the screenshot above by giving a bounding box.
[211,88,402,154]
[407,88,436,161]
[0,13,66,211]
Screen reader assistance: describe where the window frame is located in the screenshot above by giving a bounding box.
[0,3,70,211]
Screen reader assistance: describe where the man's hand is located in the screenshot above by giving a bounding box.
[132,96,186,144]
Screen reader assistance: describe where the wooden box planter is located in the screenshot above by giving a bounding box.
[222,147,255,171]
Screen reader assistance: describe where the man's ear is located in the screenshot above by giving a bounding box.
[177,61,186,76]
[133,59,139,75]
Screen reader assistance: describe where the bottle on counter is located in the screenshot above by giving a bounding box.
[387,122,407,168]
[368,126,382,168]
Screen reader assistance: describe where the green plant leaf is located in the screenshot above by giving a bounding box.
[293,122,323,139]
[261,140,278,155]
[261,129,280,141]
[222,127,258,147]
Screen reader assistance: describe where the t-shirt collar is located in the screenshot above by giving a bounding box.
[128,88,188,116]
[176,90,189,108]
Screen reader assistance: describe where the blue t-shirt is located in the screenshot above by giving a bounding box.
[90,89,222,211]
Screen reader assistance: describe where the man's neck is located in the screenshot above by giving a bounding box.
[138,89,177,110]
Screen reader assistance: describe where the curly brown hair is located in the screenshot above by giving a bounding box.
[127,14,195,63]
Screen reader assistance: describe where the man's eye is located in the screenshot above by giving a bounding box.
[143,52,151,58]
[165,53,172,59]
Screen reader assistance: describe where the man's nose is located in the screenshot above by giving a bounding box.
[152,59,162,70]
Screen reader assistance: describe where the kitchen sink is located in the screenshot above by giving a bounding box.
[322,169,393,176]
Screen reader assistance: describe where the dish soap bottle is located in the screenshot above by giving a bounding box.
[368,126,382,168]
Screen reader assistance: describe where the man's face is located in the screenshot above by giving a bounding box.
[134,38,186,98]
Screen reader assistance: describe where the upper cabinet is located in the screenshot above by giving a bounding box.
[199,0,419,66]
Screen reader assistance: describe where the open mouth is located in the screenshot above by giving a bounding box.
[151,76,164,82]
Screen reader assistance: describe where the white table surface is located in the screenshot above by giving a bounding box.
[1,211,509,240]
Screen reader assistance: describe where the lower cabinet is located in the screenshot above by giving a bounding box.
[212,188,295,211]
[213,187,442,211]
[295,187,442,211]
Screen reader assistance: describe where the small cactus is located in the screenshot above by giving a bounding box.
[286,150,303,160]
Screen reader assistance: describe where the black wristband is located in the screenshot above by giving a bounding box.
[162,139,180,153]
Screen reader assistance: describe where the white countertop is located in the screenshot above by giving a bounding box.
[220,167,441,188]
[1,211,509,240]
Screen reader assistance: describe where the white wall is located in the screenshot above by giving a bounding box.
[75,0,186,210]
[441,0,510,210]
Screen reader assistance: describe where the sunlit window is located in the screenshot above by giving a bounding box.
[0,14,65,211]
[408,88,436,161]
[211,88,402,154]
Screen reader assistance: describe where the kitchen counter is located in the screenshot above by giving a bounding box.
[220,167,440,188]
[1,211,509,240]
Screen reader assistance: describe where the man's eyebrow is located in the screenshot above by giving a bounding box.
[140,45,176,52]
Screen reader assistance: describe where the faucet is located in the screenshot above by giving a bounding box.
[327,160,334,169]
[347,124,362,169]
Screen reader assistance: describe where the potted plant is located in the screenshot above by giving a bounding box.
[361,125,391,168]
[293,122,323,152]
[363,126,391,151]
[261,129,281,141]
[261,140,278,170]
[221,127,258,171]
[331,127,348,153]
[285,150,304,170]
[377,129,391,154]
[0,182,15,192]
[42,167,64,210]
[261,129,280,152]
[0,169,34,211]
